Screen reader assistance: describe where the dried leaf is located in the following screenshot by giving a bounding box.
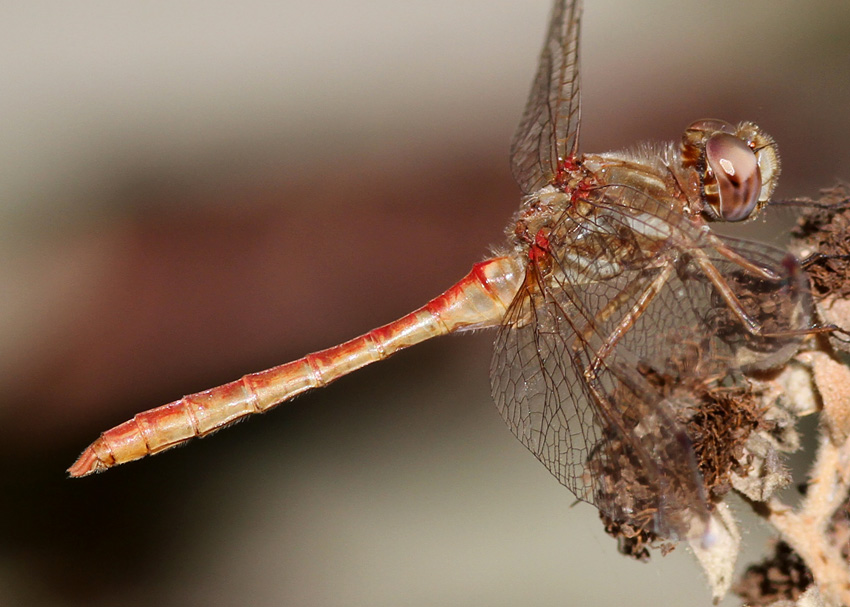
[804,351,850,443]
[689,501,740,602]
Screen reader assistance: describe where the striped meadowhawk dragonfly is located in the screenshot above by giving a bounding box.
[70,0,811,545]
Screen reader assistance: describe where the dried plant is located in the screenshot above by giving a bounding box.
[605,186,850,606]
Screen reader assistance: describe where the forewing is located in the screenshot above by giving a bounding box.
[510,0,582,194]
[491,261,709,540]
[491,186,811,541]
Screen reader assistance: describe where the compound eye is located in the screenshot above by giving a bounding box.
[686,119,736,135]
[705,132,761,222]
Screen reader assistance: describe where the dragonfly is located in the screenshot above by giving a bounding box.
[69,0,811,544]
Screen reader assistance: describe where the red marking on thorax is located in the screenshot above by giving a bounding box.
[555,155,596,205]
[570,178,594,203]
[534,228,551,251]
[554,160,575,187]
[559,156,579,172]
[528,228,551,263]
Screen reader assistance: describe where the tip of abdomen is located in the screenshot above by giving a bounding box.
[67,444,109,478]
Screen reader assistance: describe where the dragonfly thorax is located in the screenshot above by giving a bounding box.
[510,185,578,252]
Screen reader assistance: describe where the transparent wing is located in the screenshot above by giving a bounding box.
[510,0,582,194]
[490,186,810,540]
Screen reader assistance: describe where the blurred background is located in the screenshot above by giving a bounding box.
[2,1,849,605]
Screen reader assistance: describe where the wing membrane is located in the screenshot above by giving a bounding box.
[491,185,810,540]
[510,0,582,194]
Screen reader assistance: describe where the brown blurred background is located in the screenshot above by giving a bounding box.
[2,1,849,605]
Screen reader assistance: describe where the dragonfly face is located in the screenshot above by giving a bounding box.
[679,119,781,222]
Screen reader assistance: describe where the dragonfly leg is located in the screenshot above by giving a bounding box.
[691,248,821,340]
[705,233,781,281]
[575,263,675,441]
[584,264,674,383]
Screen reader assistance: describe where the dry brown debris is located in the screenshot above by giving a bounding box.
[600,516,674,562]
[791,185,850,301]
[685,381,767,500]
[598,363,771,561]
[734,540,815,606]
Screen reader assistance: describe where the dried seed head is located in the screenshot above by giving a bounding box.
[790,184,850,355]
[598,354,783,560]
[792,185,850,301]
[734,540,815,606]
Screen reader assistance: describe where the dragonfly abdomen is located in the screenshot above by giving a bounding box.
[68,256,521,477]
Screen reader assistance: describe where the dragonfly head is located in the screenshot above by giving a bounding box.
[680,119,780,222]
